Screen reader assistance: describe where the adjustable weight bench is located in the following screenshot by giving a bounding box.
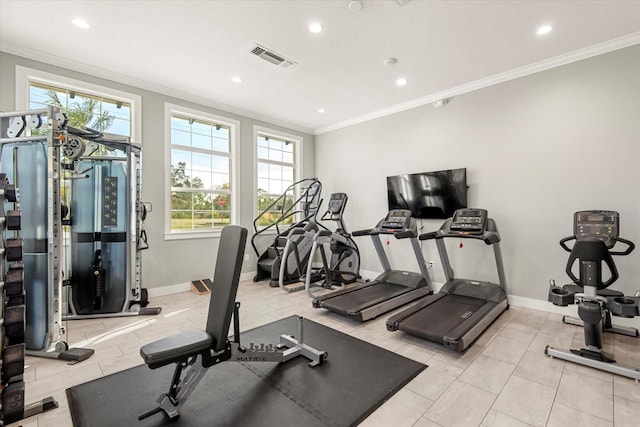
[138,225,247,421]
[139,225,327,422]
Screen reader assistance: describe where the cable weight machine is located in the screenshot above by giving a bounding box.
[59,126,159,319]
[0,106,159,359]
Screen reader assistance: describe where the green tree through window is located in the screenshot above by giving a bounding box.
[169,110,233,232]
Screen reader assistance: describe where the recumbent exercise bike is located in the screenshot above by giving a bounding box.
[547,210,640,380]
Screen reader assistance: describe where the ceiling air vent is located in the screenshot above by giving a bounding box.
[250,44,297,70]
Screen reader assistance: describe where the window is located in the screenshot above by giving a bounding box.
[29,82,132,137]
[254,127,302,227]
[166,104,238,239]
[15,66,141,143]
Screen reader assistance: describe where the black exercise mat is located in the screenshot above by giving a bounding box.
[67,316,426,427]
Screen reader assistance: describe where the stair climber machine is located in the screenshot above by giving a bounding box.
[546,210,640,380]
[313,209,432,321]
[0,107,159,361]
[387,208,509,351]
[251,178,322,287]
[302,192,361,297]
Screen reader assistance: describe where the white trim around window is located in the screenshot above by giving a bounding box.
[164,103,240,240]
[252,125,303,228]
[15,65,142,144]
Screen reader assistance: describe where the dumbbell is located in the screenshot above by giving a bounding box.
[0,176,18,204]
[1,379,25,424]
[4,210,21,231]
[4,264,25,307]
[0,238,23,262]
[3,305,25,342]
[1,343,25,379]
[4,264,24,299]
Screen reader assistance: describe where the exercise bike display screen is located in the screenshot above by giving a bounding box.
[574,210,619,244]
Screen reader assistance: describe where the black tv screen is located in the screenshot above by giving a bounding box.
[387,168,467,219]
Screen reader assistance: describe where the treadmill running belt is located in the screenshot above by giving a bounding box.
[322,282,412,316]
[399,294,486,342]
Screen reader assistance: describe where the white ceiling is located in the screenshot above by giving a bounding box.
[1,1,639,134]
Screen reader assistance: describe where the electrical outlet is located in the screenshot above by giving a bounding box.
[244,254,250,261]
[428,260,435,269]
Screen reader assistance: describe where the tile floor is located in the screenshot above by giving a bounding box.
[16,282,640,426]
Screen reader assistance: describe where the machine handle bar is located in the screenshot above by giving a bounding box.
[418,231,439,241]
[352,228,377,237]
[352,227,416,239]
[419,230,499,244]
[559,236,575,252]
[560,236,634,256]
[610,238,635,256]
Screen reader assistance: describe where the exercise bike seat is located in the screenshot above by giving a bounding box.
[140,329,212,369]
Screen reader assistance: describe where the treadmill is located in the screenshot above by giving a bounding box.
[312,209,432,321]
[387,208,508,351]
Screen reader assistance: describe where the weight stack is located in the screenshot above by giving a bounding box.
[1,172,26,424]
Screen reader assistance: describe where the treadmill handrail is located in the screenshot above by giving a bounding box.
[353,227,417,239]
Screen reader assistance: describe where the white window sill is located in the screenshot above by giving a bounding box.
[164,230,222,241]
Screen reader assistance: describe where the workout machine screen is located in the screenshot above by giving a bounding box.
[386,168,467,219]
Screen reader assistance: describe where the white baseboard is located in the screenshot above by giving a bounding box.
[147,282,191,297]
[240,272,256,282]
[359,269,379,281]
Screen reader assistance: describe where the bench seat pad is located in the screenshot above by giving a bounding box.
[140,329,212,369]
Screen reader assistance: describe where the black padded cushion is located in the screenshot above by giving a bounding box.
[140,225,248,368]
[140,329,212,369]
[205,225,247,351]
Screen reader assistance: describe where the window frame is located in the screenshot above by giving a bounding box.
[15,65,142,144]
[253,125,303,231]
[165,103,239,240]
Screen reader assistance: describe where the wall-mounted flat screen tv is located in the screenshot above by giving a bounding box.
[387,168,467,219]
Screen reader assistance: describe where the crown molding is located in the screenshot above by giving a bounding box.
[314,32,640,135]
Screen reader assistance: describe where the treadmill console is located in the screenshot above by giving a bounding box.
[574,210,619,248]
[449,209,488,235]
[380,209,412,231]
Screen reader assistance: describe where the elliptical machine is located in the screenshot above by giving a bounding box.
[303,193,360,298]
[546,210,640,380]
[278,193,360,293]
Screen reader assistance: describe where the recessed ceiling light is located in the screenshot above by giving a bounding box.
[309,22,323,33]
[72,18,90,29]
[396,77,408,87]
[536,24,553,35]
[348,1,363,12]
[231,76,243,83]
[383,57,398,66]
[318,108,326,113]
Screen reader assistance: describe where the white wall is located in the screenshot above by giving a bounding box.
[315,45,640,302]
[0,52,316,289]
